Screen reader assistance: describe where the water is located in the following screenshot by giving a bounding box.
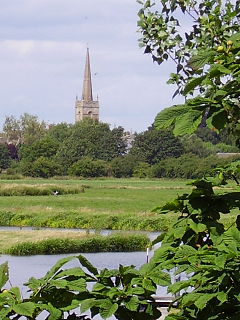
[0,227,161,289]
[0,227,169,319]
[0,251,152,290]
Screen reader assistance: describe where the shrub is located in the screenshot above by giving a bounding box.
[110,155,138,178]
[151,154,229,179]
[19,157,63,178]
[133,162,151,178]
[130,129,184,164]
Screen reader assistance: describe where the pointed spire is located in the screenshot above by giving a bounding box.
[82,48,93,101]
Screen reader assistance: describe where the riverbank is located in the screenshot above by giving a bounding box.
[0,230,150,255]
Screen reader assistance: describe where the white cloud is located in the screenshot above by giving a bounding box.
[0,0,181,133]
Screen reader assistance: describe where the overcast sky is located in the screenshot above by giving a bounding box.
[0,0,184,133]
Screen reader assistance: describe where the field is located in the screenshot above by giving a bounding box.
[0,178,238,232]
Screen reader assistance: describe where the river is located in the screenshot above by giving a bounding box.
[0,227,170,319]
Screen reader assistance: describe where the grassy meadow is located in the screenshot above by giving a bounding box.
[0,178,238,232]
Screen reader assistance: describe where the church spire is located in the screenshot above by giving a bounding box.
[82,48,93,101]
[75,48,99,122]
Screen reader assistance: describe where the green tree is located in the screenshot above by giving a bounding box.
[138,0,240,137]
[56,119,127,170]
[47,122,73,143]
[110,155,138,178]
[138,1,240,319]
[19,137,60,162]
[21,156,62,178]
[181,134,213,157]
[0,144,10,171]
[69,158,108,177]
[130,129,184,164]
[3,113,47,145]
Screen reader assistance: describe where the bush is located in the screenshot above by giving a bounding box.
[133,162,151,178]
[20,157,63,178]
[69,157,108,177]
[151,154,229,179]
[130,129,184,164]
[110,155,138,178]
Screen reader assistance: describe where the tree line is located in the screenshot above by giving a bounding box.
[0,113,239,179]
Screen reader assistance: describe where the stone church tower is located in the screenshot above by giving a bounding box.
[75,49,99,122]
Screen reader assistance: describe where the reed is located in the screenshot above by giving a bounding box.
[0,184,85,196]
[6,233,150,255]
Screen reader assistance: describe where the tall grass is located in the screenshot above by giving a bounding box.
[6,233,150,255]
[0,174,23,180]
[0,184,85,196]
[0,211,177,231]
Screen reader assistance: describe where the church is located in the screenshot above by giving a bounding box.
[75,49,99,122]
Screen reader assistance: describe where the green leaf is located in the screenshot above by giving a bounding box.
[26,277,42,291]
[209,64,231,77]
[43,256,78,281]
[161,199,183,212]
[39,304,62,320]
[195,293,217,310]
[0,263,9,290]
[125,296,139,311]
[188,50,215,70]
[152,233,166,245]
[80,298,96,313]
[55,267,86,279]
[131,286,145,295]
[211,110,228,130]
[12,302,36,317]
[142,278,156,292]
[173,109,202,135]
[217,292,227,304]
[154,104,188,130]
[213,90,228,101]
[78,255,98,276]
[214,255,225,269]
[92,282,106,292]
[188,220,206,233]
[183,75,207,95]
[100,301,118,319]
[66,278,87,292]
[148,270,171,286]
[168,280,192,294]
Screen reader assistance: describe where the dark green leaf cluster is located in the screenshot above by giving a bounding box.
[150,177,240,319]
[130,129,184,164]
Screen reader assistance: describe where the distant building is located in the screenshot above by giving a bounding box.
[75,48,99,122]
[123,131,135,152]
[217,152,240,158]
[0,133,7,144]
